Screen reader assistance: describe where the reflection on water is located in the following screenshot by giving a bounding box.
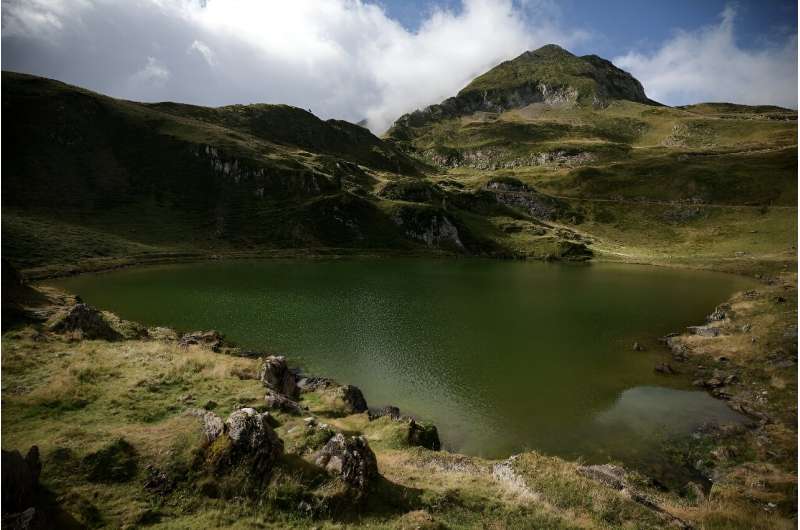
[51,258,752,474]
[595,386,743,436]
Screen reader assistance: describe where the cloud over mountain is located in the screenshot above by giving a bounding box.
[614,6,797,109]
[2,0,796,135]
[2,0,583,132]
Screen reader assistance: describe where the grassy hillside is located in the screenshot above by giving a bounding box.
[3,66,796,277]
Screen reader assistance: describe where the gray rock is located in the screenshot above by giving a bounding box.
[334,384,368,413]
[707,304,730,322]
[187,409,225,443]
[686,325,721,337]
[259,355,298,398]
[577,464,626,490]
[632,341,644,352]
[225,408,284,473]
[368,405,402,421]
[297,376,337,392]
[315,433,378,491]
[178,330,224,352]
[264,390,303,414]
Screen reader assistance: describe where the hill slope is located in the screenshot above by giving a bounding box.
[2,45,797,277]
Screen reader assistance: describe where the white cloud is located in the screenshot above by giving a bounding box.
[130,56,170,87]
[614,6,798,109]
[1,0,583,132]
[188,39,216,67]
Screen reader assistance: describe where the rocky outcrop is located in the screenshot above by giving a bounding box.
[196,144,336,198]
[178,330,224,352]
[483,177,563,220]
[315,434,378,492]
[423,147,596,171]
[48,303,122,341]
[259,355,298,398]
[408,419,442,451]
[390,206,465,251]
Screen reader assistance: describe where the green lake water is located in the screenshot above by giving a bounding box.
[51,258,752,476]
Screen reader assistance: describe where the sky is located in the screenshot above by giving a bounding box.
[2,0,797,133]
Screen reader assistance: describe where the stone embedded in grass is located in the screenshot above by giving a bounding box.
[264,390,303,414]
[147,326,179,341]
[49,303,122,341]
[187,409,225,443]
[368,405,401,421]
[259,355,298,398]
[315,433,378,492]
[178,330,224,352]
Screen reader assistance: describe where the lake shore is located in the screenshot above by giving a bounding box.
[2,256,796,528]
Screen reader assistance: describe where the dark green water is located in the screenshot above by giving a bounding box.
[51,259,750,471]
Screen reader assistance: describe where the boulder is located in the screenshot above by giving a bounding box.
[687,325,720,337]
[632,341,644,352]
[577,464,626,490]
[368,405,402,421]
[264,391,304,414]
[333,385,368,414]
[49,303,122,341]
[224,408,284,473]
[315,434,378,491]
[178,330,224,352]
[259,356,298,398]
[707,303,730,322]
[408,419,441,451]
[297,376,337,393]
[187,409,225,443]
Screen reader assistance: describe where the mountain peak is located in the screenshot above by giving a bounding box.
[388,46,656,135]
[523,43,575,58]
[457,45,651,104]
